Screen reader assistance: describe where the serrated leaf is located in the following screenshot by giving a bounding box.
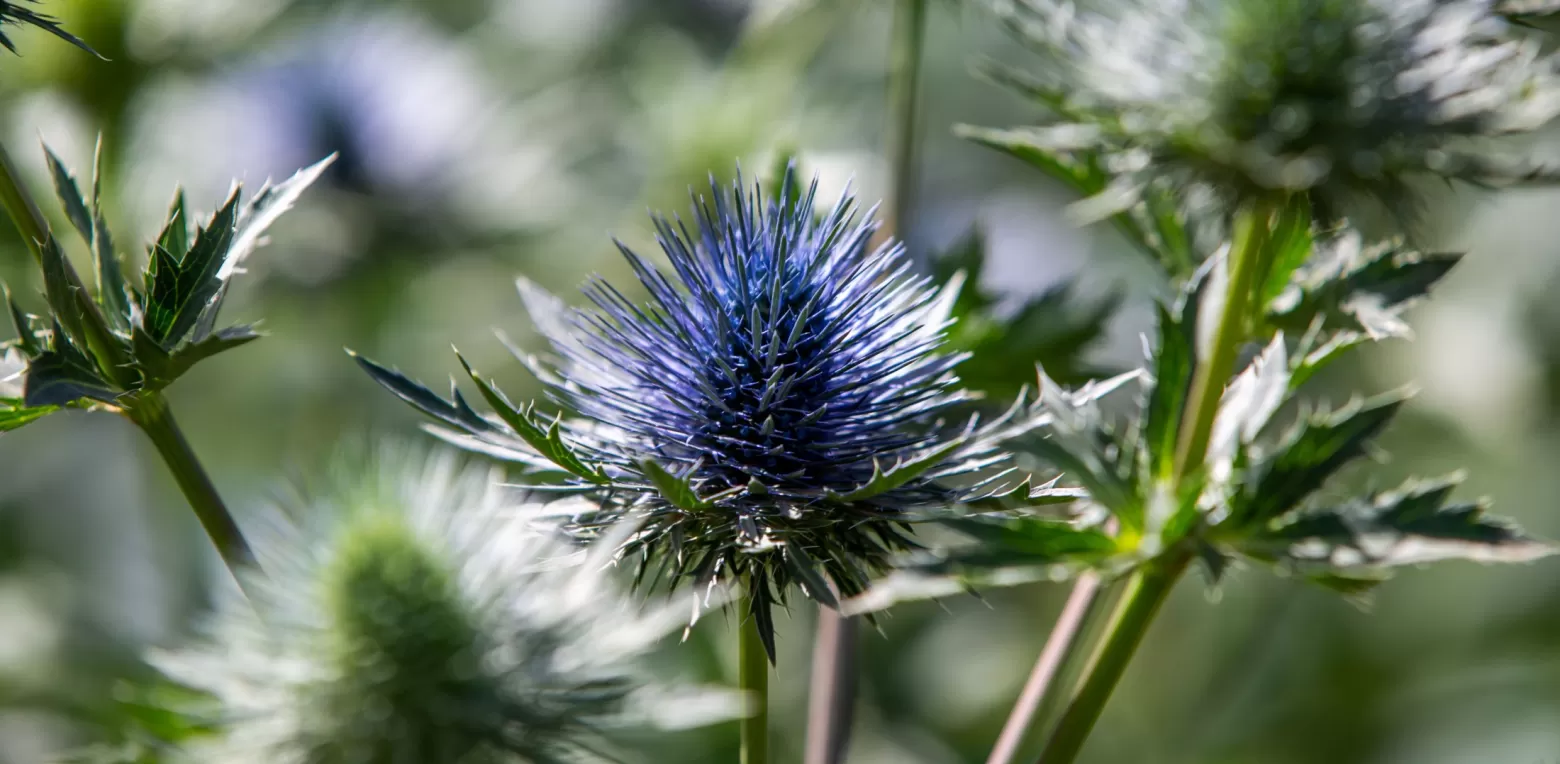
[0,3,101,57]
[136,325,261,389]
[155,191,189,263]
[142,190,241,345]
[824,438,965,502]
[1206,334,1290,480]
[351,351,494,433]
[39,235,92,353]
[221,155,335,281]
[1256,195,1313,309]
[640,459,713,511]
[1244,476,1554,570]
[90,141,130,330]
[23,347,117,406]
[5,286,39,357]
[1224,395,1405,530]
[0,397,58,431]
[1269,234,1461,341]
[456,353,611,485]
[43,145,93,244]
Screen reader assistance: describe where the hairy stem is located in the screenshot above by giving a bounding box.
[1036,554,1190,764]
[121,392,258,589]
[886,0,928,239]
[740,600,770,764]
[805,607,859,764]
[986,573,1106,764]
[1173,200,1276,480]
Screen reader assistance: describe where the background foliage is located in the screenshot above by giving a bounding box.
[3,1,1560,762]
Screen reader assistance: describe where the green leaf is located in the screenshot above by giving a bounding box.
[781,544,839,608]
[1143,302,1194,479]
[456,353,611,484]
[1268,235,1461,341]
[39,236,92,353]
[351,351,500,434]
[136,325,261,389]
[955,124,1193,275]
[223,155,336,280]
[0,397,58,431]
[90,139,131,330]
[1225,395,1405,530]
[43,145,93,244]
[155,190,189,264]
[640,459,714,511]
[1257,195,1313,308]
[141,189,241,345]
[824,438,965,502]
[939,514,1116,562]
[1243,475,1554,571]
[5,285,40,357]
[23,346,117,406]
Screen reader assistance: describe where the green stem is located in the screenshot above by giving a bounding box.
[740,599,770,764]
[1032,199,1283,764]
[886,0,928,237]
[1173,200,1276,481]
[1036,554,1190,764]
[121,392,258,587]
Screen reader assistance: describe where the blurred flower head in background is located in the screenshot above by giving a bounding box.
[982,0,1560,225]
[151,446,713,764]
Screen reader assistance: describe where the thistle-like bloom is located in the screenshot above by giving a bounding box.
[975,0,1560,224]
[357,171,1019,657]
[152,446,721,764]
[0,0,95,56]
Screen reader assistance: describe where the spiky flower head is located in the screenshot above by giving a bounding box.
[357,169,1023,658]
[973,0,1560,228]
[0,0,96,56]
[152,446,721,764]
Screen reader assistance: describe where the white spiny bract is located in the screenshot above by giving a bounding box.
[979,0,1560,224]
[152,447,699,764]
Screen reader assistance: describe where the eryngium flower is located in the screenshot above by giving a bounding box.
[0,0,96,56]
[364,170,1018,658]
[152,447,717,764]
[976,0,1560,225]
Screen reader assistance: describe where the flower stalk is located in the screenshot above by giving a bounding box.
[119,392,257,575]
[741,597,771,764]
[1033,199,1283,764]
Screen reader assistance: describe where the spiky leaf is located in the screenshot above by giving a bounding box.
[824,439,965,503]
[1268,236,1461,340]
[24,345,116,406]
[141,190,241,346]
[1241,476,1553,572]
[457,354,611,485]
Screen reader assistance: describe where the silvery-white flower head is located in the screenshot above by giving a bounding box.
[977,0,1560,225]
[151,445,727,764]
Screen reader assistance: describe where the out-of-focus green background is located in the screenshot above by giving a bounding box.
[3,1,1560,762]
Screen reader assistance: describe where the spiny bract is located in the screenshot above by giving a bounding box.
[358,169,1027,659]
[520,171,1017,657]
[151,446,719,764]
[975,0,1560,226]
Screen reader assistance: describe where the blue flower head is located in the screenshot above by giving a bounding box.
[357,167,1021,658]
